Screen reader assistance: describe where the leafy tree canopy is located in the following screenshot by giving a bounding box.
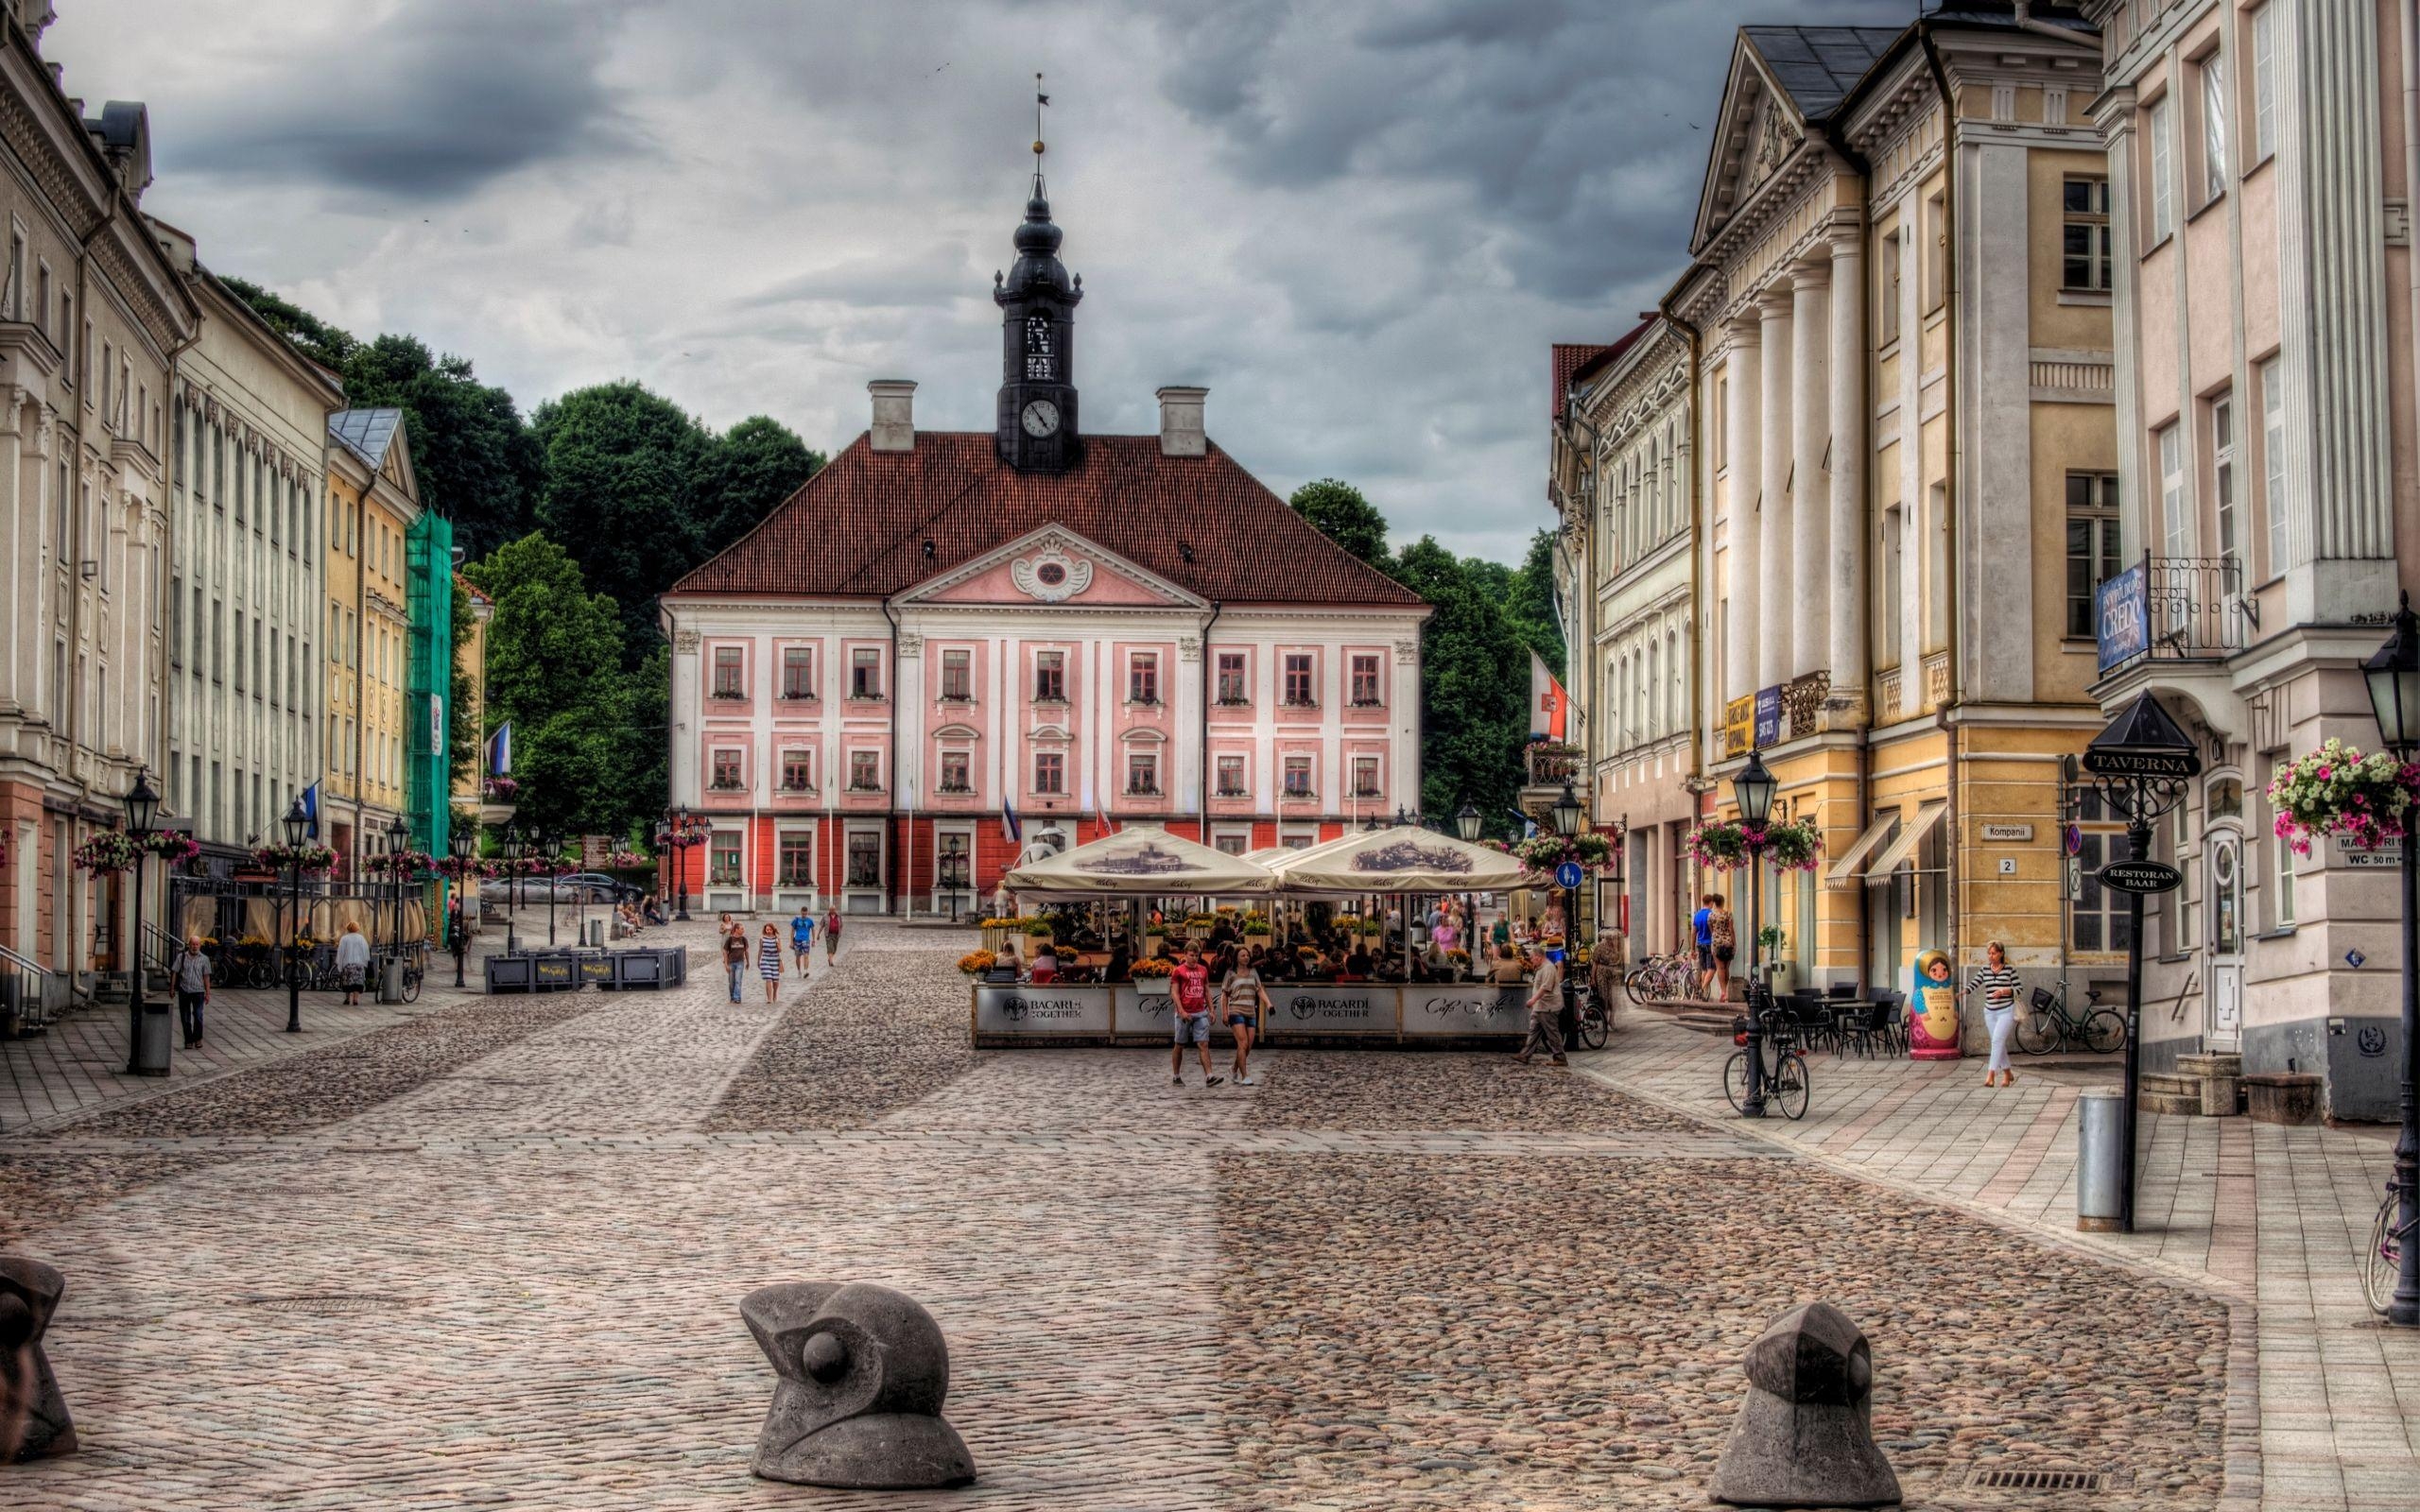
[1289,477,1390,566]
[1389,534,1530,833]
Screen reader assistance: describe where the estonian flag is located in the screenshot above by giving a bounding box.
[487,722,512,777]
[1000,799,1021,846]
[300,782,321,839]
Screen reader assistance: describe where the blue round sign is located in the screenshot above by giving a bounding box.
[1554,861,1584,890]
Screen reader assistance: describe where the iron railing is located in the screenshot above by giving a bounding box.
[0,938,57,1041]
[1525,743,1582,787]
[2142,556,2253,661]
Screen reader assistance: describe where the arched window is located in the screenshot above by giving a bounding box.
[1667,627,1683,734]
[1647,639,1661,738]
[1644,438,1660,551]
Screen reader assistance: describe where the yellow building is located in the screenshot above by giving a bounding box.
[1666,11,2117,1005]
[322,408,420,877]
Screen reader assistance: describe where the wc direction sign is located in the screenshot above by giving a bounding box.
[2098,859,2184,896]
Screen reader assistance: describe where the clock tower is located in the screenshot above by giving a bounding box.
[994,178,1081,472]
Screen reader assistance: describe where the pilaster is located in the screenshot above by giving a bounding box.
[1723,319,1762,712]
[1789,262,1831,679]
[1755,286,1793,691]
[1825,228,1868,727]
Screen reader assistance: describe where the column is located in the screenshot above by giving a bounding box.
[0,389,24,713]
[1756,286,1793,692]
[1789,263,1831,679]
[1722,321,1761,713]
[1827,231,1868,720]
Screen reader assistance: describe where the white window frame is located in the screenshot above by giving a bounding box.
[2198,52,2228,205]
[2149,94,2176,242]
[2159,422,2190,558]
[2211,391,2238,569]
[2250,4,2277,163]
[2261,357,2289,576]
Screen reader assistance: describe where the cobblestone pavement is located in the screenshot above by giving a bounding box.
[0,920,2263,1510]
[1582,1009,2418,1512]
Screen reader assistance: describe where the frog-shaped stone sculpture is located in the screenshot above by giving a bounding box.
[1711,1299,1900,1507]
[741,1280,974,1488]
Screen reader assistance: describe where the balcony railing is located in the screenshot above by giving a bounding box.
[2100,555,2254,674]
[1525,742,1582,787]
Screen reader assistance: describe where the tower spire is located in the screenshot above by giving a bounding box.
[1031,73,1048,197]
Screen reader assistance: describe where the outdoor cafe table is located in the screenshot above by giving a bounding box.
[970,980,1533,1048]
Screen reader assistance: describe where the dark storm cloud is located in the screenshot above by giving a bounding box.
[164,0,634,198]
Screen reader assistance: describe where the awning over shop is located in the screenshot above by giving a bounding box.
[1002,824,1279,898]
[1263,825,1530,895]
[1824,811,1902,885]
[1859,800,1949,882]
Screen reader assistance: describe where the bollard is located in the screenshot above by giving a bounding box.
[2076,1087,2125,1232]
[741,1281,974,1488]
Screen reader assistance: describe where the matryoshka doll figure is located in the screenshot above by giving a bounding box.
[1909,948,1962,1060]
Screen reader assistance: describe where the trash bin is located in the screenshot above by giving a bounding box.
[2076,1088,2124,1232]
[378,957,404,1004]
[135,1002,175,1075]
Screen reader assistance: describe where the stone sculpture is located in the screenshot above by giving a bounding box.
[0,1257,76,1464]
[741,1280,975,1488]
[1711,1300,1900,1508]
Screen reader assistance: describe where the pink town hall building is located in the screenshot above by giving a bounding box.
[656,182,1429,914]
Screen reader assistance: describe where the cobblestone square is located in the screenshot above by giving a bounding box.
[0,921,2334,1509]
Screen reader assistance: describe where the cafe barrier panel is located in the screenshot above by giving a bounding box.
[971,983,1533,1047]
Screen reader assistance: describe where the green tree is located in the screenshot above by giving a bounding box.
[464,534,649,837]
[1501,527,1566,679]
[217,275,354,369]
[697,414,823,557]
[530,381,713,663]
[1288,477,1390,566]
[1390,535,1530,832]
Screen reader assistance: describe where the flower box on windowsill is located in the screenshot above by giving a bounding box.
[1348,699,1385,709]
[1282,699,1320,710]
[778,785,817,796]
[1216,790,1247,799]
[1127,787,1162,797]
[1032,696,1068,706]
[936,784,974,795]
[937,695,974,704]
[708,783,745,793]
[1127,698,1161,708]
[779,693,819,703]
[1352,790,1381,801]
[1282,790,1317,801]
[847,692,886,703]
[1215,697,1252,707]
[709,693,748,703]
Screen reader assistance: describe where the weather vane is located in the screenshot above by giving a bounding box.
[1032,73,1049,192]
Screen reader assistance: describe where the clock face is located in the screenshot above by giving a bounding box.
[1020,399,1061,438]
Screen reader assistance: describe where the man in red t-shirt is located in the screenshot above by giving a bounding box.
[1168,946,1223,1088]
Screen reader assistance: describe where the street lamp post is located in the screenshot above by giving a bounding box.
[502,821,524,955]
[538,828,560,948]
[1732,749,1778,1117]
[282,798,309,1034]
[659,807,703,921]
[2362,591,2420,1326]
[1551,781,1585,1046]
[385,814,410,1003]
[121,765,163,1075]
[449,827,476,988]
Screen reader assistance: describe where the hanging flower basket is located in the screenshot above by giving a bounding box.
[72,830,142,873]
[1685,817,1824,873]
[253,841,339,875]
[2267,737,2420,855]
[607,850,648,869]
[1489,831,1616,874]
[146,830,202,867]
[429,854,491,882]
[365,849,435,877]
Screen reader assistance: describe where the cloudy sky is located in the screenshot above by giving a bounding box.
[52,0,1919,564]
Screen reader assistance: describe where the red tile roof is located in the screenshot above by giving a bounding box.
[1550,319,1655,421]
[666,431,1426,609]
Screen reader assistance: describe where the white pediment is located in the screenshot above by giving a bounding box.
[897,524,1205,610]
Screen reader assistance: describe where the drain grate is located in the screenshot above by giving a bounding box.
[241,1294,418,1315]
[1967,1467,2113,1492]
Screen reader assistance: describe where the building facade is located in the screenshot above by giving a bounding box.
[322,409,448,875]
[1552,318,1703,957]
[155,228,340,869]
[1666,11,2115,1001]
[0,1,194,995]
[660,182,1429,914]
[2082,0,2420,1115]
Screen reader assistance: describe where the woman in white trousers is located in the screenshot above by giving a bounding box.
[1967,940,2023,1087]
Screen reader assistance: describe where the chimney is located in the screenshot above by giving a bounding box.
[1156,386,1207,457]
[868,379,916,452]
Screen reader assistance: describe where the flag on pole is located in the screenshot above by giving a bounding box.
[299,781,321,839]
[1000,798,1021,846]
[1529,651,1569,742]
[487,722,512,776]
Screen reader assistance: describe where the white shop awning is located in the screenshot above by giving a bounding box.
[1860,801,1949,883]
[1265,825,1530,896]
[1001,824,1280,898]
[1824,812,1902,885]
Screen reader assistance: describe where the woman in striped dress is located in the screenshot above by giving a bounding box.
[1967,940,2024,1087]
[756,922,785,1005]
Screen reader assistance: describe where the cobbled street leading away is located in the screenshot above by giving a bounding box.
[1,919,2249,1511]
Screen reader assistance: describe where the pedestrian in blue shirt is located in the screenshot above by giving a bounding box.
[1692,895,1716,997]
[790,907,817,975]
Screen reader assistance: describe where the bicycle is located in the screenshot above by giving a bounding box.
[2015,980,2127,1056]
[2363,1188,2414,1315]
[1572,983,1611,1050]
[1623,952,1706,1005]
[1721,1015,1811,1121]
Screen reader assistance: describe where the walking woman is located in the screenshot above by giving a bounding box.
[1221,949,1270,1087]
[336,920,372,1005]
[1969,940,2024,1086]
[823,906,842,963]
[757,921,785,1005]
[1706,894,1737,1001]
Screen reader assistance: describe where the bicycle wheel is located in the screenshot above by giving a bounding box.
[2081,1009,2128,1054]
[2014,1009,2061,1056]
[1576,1006,1608,1051]
[1623,968,1654,1006]
[1722,1050,1752,1114]
[2363,1195,2403,1315]
[401,966,423,1004]
[1772,1054,1810,1121]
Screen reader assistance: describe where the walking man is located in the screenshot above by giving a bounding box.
[790,906,816,976]
[823,906,842,963]
[1168,945,1223,1089]
[1515,946,1566,1067]
[172,933,211,1049]
[1691,894,1716,998]
[721,920,749,1003]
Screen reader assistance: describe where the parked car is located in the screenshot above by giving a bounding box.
[560,872,642,904]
